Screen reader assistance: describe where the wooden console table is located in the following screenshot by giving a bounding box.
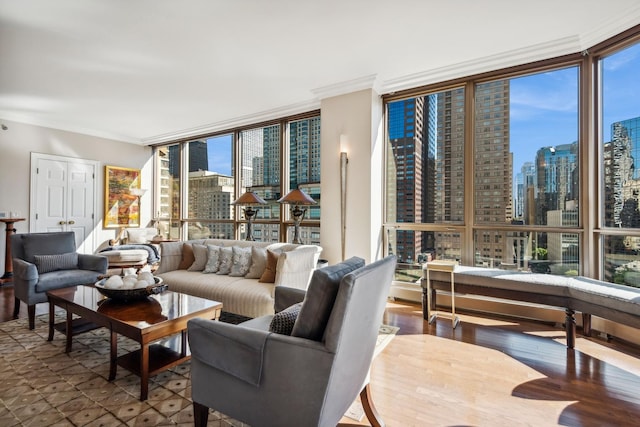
[0,218,25,284]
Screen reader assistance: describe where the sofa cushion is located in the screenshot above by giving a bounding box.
[34,252,78,274]
[291,256,365,341]
[259,249,279,283]
[188,244,209,271]
[178,243,196,270]
[203,245,222,274]
[245,246,267,279]
[217,247,234,275]
[230,246,253,277]
[269,303,302,335]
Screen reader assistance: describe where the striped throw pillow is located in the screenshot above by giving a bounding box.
[34,252,78,274]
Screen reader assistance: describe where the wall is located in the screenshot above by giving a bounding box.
[319,89,384,264]
[0,119,152,276]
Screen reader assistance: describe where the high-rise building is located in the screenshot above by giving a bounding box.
[168,140,208,177]
[473,81,512,265]
[534,143,578,225]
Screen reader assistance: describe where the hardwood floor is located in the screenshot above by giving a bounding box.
[3,285,640,426]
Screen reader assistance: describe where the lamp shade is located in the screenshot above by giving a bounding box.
[277,189,316,205]
[232,191,267,205]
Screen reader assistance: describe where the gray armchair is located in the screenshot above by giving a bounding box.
[187,255,397,427]
[11,231,108,329]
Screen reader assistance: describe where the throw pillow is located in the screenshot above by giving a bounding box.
[269,303,303,335]
[230,246,253,277]
[244,246,268,279]
[258,249,280,283]
[291,256,365,341]
[203,245,222,274]
[178,243,195,270]
[34,252,78,274]
[216,247,234,275]
[126,228,147,244]
[187,244,208,271]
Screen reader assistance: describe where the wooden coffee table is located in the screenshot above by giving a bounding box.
[47,285,222,400]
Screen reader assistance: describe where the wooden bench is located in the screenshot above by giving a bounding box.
[422,265,640,348]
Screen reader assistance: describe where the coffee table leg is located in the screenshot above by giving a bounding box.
[109,330,118,381]
[48,301,55,341]
[65,310,73,353]
[181,330,187,357]
[140,344,149,400]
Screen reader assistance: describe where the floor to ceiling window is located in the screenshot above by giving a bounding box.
[385,88,465,281]
[384,27,640,290]
[600,41,640,286]
[153,112,320,244]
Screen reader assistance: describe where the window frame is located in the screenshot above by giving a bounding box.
[383,23,640,284]
[152,110,321,243]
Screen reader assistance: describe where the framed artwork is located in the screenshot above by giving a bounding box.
[104,165,142,228]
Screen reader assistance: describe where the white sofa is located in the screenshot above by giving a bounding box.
[155,239,323,318]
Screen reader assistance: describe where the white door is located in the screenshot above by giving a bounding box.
[31,154,98,253]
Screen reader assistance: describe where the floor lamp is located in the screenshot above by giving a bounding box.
[232,190,267,241]
[277,189,316,244]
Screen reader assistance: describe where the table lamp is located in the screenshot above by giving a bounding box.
[232,190,267,241]
[277,188,316,244]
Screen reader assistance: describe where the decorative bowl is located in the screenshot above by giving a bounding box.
[94,276,167,301]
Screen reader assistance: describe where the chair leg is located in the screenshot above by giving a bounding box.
[193,401,209,427]
[13,297,20,319]
[360,383,384,427]
[27,305,36,330]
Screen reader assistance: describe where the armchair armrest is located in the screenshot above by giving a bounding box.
[78,254,108,273]
[12,258,38,281]
[274,286,306,313]
[188,318,270,386]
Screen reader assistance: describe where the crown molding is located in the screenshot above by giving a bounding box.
[142,99,320,145]
[311,74,379,100]
[0,112,140,144]
[578,4,640,49]
[380,35,582,94]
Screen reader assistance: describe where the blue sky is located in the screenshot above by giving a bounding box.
[205,134,232,175]
[511,42,640,181]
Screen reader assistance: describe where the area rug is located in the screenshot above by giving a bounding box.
[0,313,397,426]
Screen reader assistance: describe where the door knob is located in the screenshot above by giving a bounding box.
[59,221,66,225]
[68,220,75,225]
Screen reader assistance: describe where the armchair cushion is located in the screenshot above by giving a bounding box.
[33,252,78,274]
[22,232,76,263]
[291,256,365,341]
[269,303,302,335]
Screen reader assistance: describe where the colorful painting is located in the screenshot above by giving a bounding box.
[104,165,141,228]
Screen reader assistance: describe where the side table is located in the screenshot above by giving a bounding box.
[424,260,459,328]
[0,218,25,284]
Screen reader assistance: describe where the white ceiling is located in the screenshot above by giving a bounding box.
[1,0,640,145]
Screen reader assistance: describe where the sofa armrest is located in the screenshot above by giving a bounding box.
[78,254,108,273]
[274,286,306,313]
[12,258,38,281]
[188,318,270,386]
